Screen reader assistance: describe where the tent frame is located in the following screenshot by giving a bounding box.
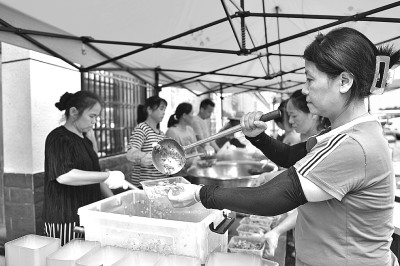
[1,1,400,96]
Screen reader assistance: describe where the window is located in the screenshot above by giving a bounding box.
[83,71,155,157]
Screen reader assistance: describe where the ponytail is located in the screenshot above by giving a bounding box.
[137,104,147,124]
[167,102,193,128]
[167,114,179,127]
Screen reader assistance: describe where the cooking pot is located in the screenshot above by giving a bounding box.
[186,160,278,188]
[215,148,253,161]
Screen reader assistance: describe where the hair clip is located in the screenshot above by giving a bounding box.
[370,55,390,95]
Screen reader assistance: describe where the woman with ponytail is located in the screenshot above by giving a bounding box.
[287,89,330,142]
[126,96,168,187]
[166,102,198,175]
[43,91,130,245]
[169,27,400,265]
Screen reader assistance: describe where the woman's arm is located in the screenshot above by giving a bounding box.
[198,167,308,216]
[126,148,152,166]
[56,169,110,185]
[263,210,298,257]
[246,132,307,168]
[100,182,114,197]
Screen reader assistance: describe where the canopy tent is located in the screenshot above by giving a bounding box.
[0,0,400,96]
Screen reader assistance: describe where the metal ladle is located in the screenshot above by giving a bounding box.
[152,110,281,175]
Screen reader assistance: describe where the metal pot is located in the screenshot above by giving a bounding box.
[186,160,278,188]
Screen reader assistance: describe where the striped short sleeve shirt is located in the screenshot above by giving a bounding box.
[128,122,167,186]
[293,117,395,265]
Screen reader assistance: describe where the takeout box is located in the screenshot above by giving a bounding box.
[140,176,190,200]
[78,190,228,263]
[236,224,266,237]
[228,236,265,257]
[240,217,272,231]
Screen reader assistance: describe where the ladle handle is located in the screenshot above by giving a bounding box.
[184,110,281,150]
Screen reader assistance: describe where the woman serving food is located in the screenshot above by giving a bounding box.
[168,27,400,265]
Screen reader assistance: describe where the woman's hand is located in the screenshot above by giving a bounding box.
[167,183,202,208]
[240,111,268,137]
[140,153,153,166]
[263,230,281,257]
[104,170,130,189]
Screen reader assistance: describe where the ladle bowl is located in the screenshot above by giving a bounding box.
[152,110,281,175]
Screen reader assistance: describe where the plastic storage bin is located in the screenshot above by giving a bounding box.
[206,252,263,266]
[228,236,265,257]
[112,250,164,266]
[78,190,228,263]
[5,234,60,266]
[76,245,129,266]
[46,239,100,266]
[140,176,190,200]
[156,254,201,266]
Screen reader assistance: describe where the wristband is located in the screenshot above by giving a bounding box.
[193,184,204,202]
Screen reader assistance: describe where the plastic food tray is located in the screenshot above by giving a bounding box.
[141,176,190,200]
[236,224,265,237]
[249,215,282,228]
[228,236,265,257]
[240,217,272,231]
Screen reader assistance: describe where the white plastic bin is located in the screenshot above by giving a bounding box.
[155,254,201,266]
[46,239,100,266]
[78,190,228,263]
[75,245,129,266]
[5,234,60,266]
[206,252,263,266]
[112,250,163,266]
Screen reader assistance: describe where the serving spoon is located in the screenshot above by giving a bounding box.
[152,110,281,175]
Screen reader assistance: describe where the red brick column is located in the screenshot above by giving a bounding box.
[3,172,44,241]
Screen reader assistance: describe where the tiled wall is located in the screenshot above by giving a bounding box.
[3,154,132,242]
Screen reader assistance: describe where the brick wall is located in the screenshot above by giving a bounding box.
[3,154,132,242]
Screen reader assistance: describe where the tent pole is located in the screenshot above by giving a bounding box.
[220,84,224,123]
[262,0,270,75]
[275,6,283,90]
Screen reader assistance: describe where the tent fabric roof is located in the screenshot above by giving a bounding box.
[1,0,400,96]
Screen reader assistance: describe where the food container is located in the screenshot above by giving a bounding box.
[240,217,272,231]
[155,254,201,266]
[236,224,266,237]
[206,251,263,266]
[187,161,278,188]
[46,239,100,266]
[112,251,163,266]
[228,236,265,257]
[262,258,279,266]
[76,245,129,266]
[141,176,190,200]
[5,234,60,266]
[78,190,229,263]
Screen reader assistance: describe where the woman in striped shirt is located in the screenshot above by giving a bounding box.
[127,96,168,187]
